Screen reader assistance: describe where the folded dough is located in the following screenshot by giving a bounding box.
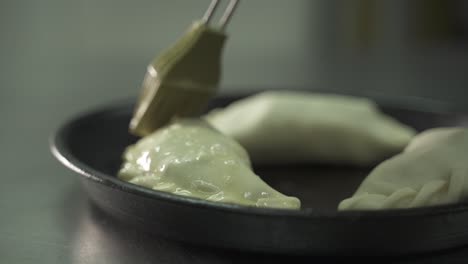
[118,119,300,209]
[339,127,468,210]
[205,91,416,165]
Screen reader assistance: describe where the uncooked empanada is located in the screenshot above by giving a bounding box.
[206,91,416,165]
[339,127,468,210]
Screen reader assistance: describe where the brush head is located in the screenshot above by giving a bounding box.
[129,22,226,137]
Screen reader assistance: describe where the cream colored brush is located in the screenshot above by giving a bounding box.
[130,0,240,137]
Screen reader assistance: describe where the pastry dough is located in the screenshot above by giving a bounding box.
[339,127,468,210]
[118,119,300,209]
[206,91,416,165]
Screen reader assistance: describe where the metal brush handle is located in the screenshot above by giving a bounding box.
[202,0,240,30]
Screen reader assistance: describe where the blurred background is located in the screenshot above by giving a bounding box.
[3,0,468,115]
[2,0,468,261]
[3,0,468,159]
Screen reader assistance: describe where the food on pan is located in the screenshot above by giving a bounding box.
[118,119,300,209]
[206,91,416,165]
[339,127,468,210]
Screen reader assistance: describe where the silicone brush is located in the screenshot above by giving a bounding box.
[130,0,239,137]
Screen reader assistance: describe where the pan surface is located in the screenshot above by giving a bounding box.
[51,91,468,256]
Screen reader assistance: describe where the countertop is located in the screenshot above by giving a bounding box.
[3,153,468,263]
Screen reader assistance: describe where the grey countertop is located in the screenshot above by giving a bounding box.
[3,159,468,264]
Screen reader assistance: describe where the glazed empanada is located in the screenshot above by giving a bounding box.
[118,119,300,209]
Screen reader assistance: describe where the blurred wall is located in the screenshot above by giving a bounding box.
[2,0,468,118]
[1,0,314,111]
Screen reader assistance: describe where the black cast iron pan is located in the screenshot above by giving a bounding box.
[50,90,468,256]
